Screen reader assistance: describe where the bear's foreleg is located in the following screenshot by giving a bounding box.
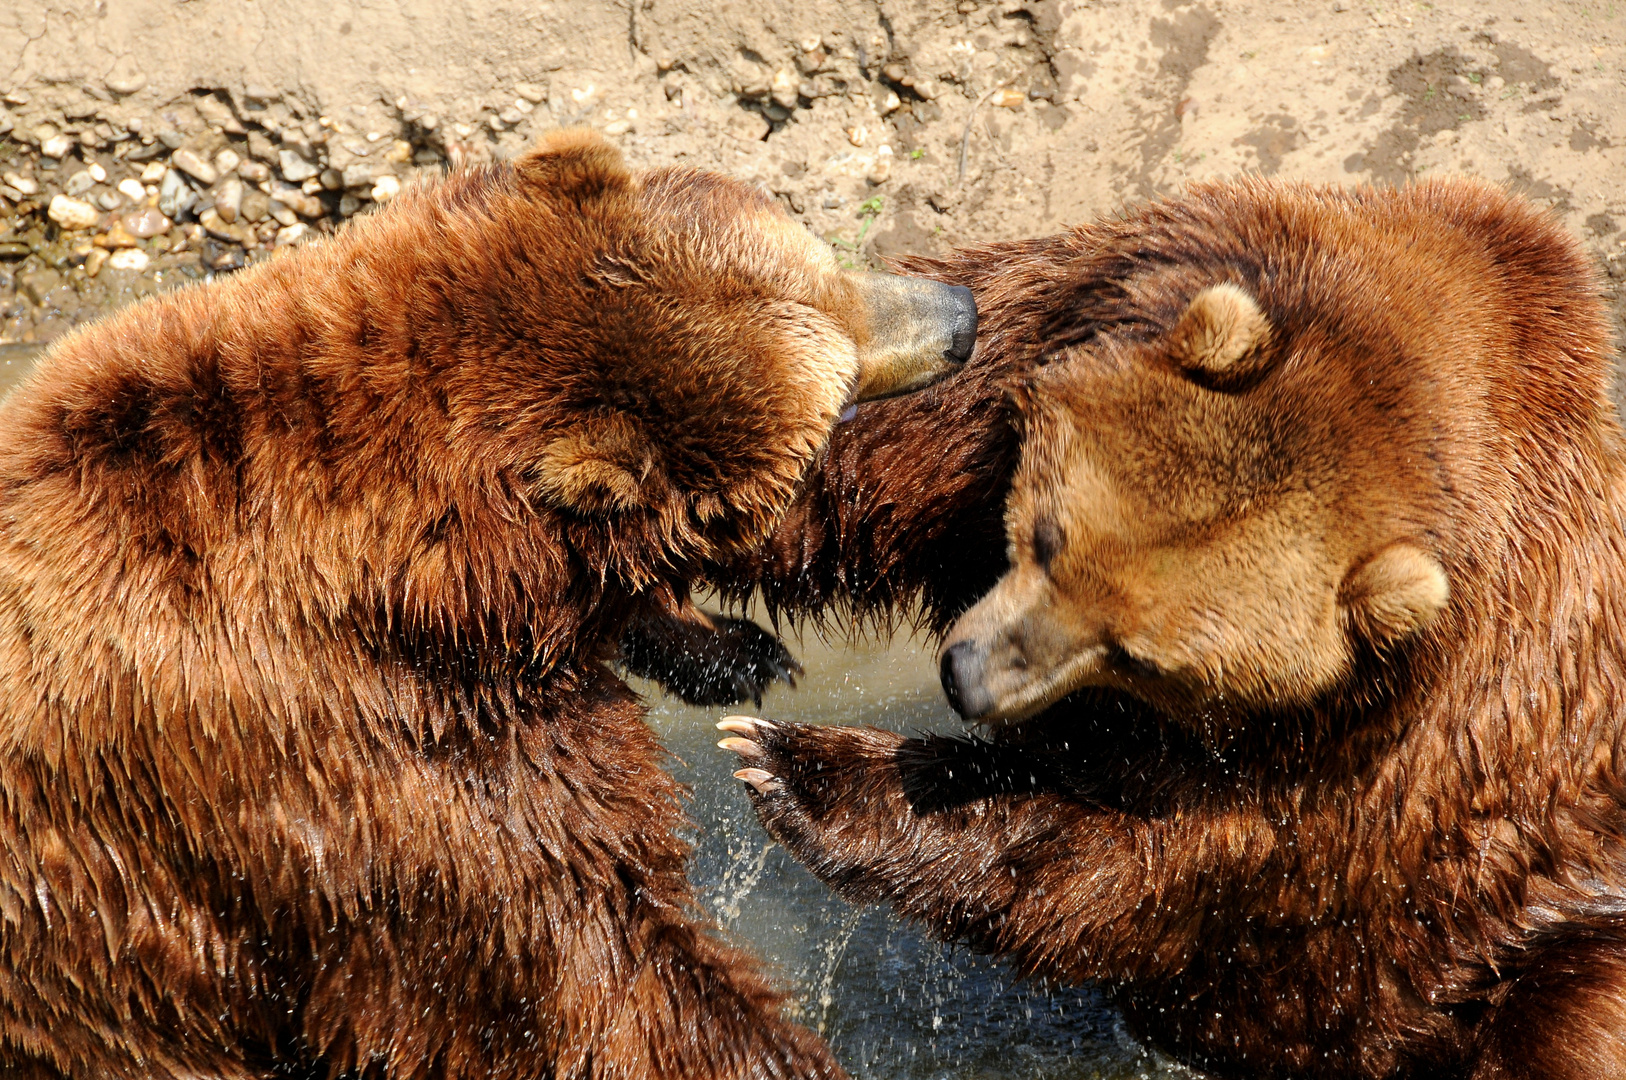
[1467,910,1626,1080]
[717,717,1249,984]
[619,593,802,707]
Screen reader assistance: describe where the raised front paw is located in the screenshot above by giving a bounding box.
[717,716,909,896]
[620,610,803,706]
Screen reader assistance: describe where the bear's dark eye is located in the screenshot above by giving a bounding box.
[1032,518,1063,571]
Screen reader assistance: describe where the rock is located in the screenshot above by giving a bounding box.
[868,145,893,184]
[382,140,413,165]
[48,195,101,230]
[771,69,799,110]
[882,90,902,113]
[140,161,167,183]
[338,193,362,217]
[270,183,322,219]
[604,120,632,136]
[266,199,298,227]
[195,95,242,133]
[515,82,547,104]
[199,207,253,245]
[278,149,319,182]
[97,191,122,211]
[248,131,277,163]
[993,88,1026,108]
[0,242,31,259]
[96,221,141,248]
[214,148,242,176]
[2,171,38,196]
[117,178,147,202]
[275,222,313,246]
[156,129,185,150]
[84,247,110,277]
[171,148,218,185]
[322,167,346,191]
[159,169,198,219]
[370,175,401,203]
[0,108,12,137]
[340,162,376,189]
[124,206,172,238]
[40,134,74,159]
[240,189,269,223]
[244,84,278,104]
[214,177,245,222]
[108,248,150,272]
[104,55,148,96]
[238,159,270,183]
[846,125,868,147]
[17,267,62,305]
[65,169,98,196]
[89,163,108,183]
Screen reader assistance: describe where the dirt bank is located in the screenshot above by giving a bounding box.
[1,0,1624,365]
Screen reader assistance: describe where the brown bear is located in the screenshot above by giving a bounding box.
[0,129,977,1079]
[717,178,1626,1080]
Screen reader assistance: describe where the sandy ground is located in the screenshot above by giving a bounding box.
[1,0,1625,379]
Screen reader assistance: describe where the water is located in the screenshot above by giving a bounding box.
[643,628,1192,1080]
[0,343,1188,1077]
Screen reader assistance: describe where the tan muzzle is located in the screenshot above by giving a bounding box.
[847,272,978,402]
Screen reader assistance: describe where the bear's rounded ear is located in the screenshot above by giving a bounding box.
[1340,543,1450,649]
[514,129,631,203]
[534,415,656,515]
[1167,283,1273,388]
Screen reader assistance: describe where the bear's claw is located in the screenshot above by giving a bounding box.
[732,767,782,794]
[717,716,771,737]
[717,736,764,759]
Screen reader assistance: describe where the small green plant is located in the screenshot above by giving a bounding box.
[1467,71,1482,83]
[910,147,926,160]
[1423,83,1436,100]
[828,197,885,267]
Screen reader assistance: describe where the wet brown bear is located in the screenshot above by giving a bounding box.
[0,129,975,1078]
[719,178,1626,1079]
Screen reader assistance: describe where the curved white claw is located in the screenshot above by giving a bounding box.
[717,716,768,737]
[733,767,781,795]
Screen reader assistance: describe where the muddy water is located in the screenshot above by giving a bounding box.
[0,344,1186,1077]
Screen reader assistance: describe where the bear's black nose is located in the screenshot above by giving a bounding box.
[943,285,977,365]
[940,640,992,720]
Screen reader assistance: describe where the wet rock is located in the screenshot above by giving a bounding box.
[84,247,110,277]
[108,248,150,272]
[171,148,219,186]
[279,149,319,182]
[158,169,198,219]
[65,169,97,196]
[215,177,245,223]
[117,178,147,203]
[17,267,62,305]
[48,195,101,230]
[96,221,141,249]
[124,206,172,238]
[199,207,253,245]
[206,242,246,271]
[0,242,30,259]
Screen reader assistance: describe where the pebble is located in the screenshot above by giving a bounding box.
[65,169,97,196]
[108,248,150,272]
[2,171,37,196]
[338,194,362,217]
[514,82,547,104]
[214,148,242,176]
[275,222,313,246]
[370,175,401,203]
[158,169,198,219]
[140,161,167,183]
[266,198,299,227]
[238,159,270,183]
[271,183,323,219]
[89,162,107,182]
[171,148,219,186]
[241,189,270,223]
[993,88,1026,108]
[868,145,893,184]
[48,194,101,230]
[340,162,374,189]
[40,134,74,159]
[96,191,122,211]
[604,120,632,136]
[124,206,172,238]
[846,125,868,146]
[84,247,110,277]
[96,221,140,249]
[199,207,253,245]
[279,149,319,182]
[117,178,147,202]
[215,177,245,223]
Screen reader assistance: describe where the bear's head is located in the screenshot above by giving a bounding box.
[938,281,1455,723]
[432,130,974,570]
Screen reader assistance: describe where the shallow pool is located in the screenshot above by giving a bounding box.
[641,627,1194,1080]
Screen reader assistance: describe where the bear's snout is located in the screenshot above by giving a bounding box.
[848,274,978,401]
[940,639,994,720]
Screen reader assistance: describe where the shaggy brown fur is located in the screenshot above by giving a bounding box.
[720,178,1626,1079]
[0,129,973,1079]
